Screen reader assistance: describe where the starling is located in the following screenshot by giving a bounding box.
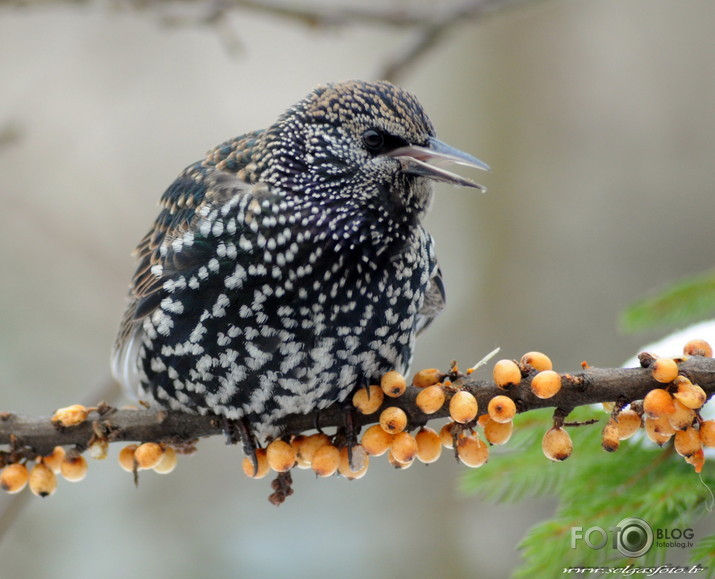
[111,80,489,442]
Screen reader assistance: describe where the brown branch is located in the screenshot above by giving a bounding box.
[3,355,715,458]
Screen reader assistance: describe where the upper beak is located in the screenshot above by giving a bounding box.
[387,137,491,191]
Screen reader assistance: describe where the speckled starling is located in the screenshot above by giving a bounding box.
[111,80,489,441]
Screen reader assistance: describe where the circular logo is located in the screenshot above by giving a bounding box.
[615,517,654,558]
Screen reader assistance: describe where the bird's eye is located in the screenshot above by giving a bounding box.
[362,129,385,153]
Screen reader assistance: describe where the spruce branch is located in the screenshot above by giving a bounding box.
[2,354,715,458]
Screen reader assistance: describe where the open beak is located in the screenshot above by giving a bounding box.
[387,137,491,191]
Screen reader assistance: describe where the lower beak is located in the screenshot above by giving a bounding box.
[387,137,490,191]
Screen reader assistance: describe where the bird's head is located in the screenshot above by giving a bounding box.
[258,80,489,222]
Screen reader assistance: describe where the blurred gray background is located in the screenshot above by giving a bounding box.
[1,0,715,577]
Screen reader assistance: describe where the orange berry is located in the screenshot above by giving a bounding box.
[242,448,269,479]
[601,420,620,453]
[674,427,701,458]
[672,377,706,410]
[387,449,414,469]
[266,439,296,472]
[668,399,695,431]
[542,427,573,461]
[379,406,408,434]
[42,446,66,474]
[602,401,616,413]
[60,456,88,482]
[294,433,331,465]
[415,427,442,463]
[51,404,88,427]
[153,447,178,474]
[643,388,676,418]
[487,395,516,423]
[483,418,513,445]
[381,371,407,398]
[439,422,459,449]
[700,420,715,447]
[391,432,418,464]
[614,409,642,440]
[449,390,478,424]
[412,368,443,389]
[416,385,446,414]
[493,359,521,388]
[685,448,705,473]
[644,416,674,446]
[1,464,29,494]
[352,385,384,415]
[29,463,57,497]
[530,370,562,399]
[311,445,340,477]
[338,446,369,480]
[651,358,679,383]
[456,435,489,468]
[134,442,164,470]
[683,339,713,357]
[520,351,553,372]
[360,424,393,456]
[118,444,138,472]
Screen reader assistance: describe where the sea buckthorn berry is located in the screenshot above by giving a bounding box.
[361,424,393,456]
[391,432,419,464]
[242,449,269,479]
[338,446,369,480]
[88,439,109,460]
[42,446,66,473]
[1,464,29,494]
[483,418,513,445]
[487,395,516,423]
[651,358,679,383]
[415,427,442,463]
[51,404,88,427]
[685,448,705,473]
[542,427,573,461]
[457,435,489,468]
[644,416,674,446]
[674,427,701,458]
[153,447,178,474]
[683,339,713,357]
[439,422,459,449]
[700,420,715,447]
[602,402,615,413]
[352,385,384,415]
[311,445,340,477]
[493,359,521,388]
[29,463,57,497]
[118,444,138,472]
[134,442,164,470]
[416,385,446,414]
[266,439,296,472]
[381,371,407,398]
[294,433,331,465]
[530,371,562,399]
[672,377,706,410]
[449,390,478,424]
[668,399,695,431]
[387,449,414,469]
[615,409,642,440]
[601,421,620,453]
[520,351,553,372]
[412,368,443,389]
[643,388,676,418]
[379,406,408,434]
[60,456,88,482]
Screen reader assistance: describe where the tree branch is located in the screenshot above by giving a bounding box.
[3,355,714,458]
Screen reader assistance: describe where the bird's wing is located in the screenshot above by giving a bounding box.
[111,155,266,391]
[415,264,446,336]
